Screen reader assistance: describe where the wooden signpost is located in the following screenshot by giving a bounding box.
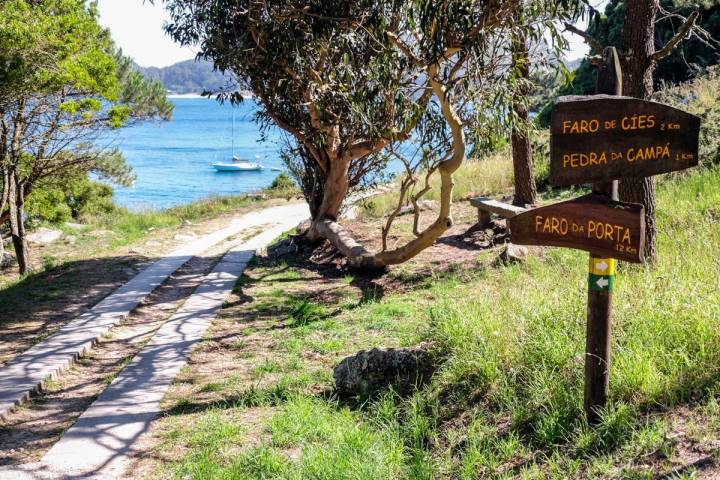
[550,96,701,187]
[509,47,701,423]
[509,193,644,263]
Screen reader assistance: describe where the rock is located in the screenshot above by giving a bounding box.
[64,222,85,230]
[247,193,268,201]
[174,232,198,242]
[65,235,77,244]
[267,236,299,258]
[182,219,194,226]
[333,344,435,399]
[498,242,528,264]
[1,252,16,268]
[27,228,62,245]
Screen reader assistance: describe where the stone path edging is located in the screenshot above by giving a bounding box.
[0,217,302,479]
[0,203,307,420]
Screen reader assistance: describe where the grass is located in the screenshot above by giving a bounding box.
[152,167,720,479]
[2,185,298,280]
[86,190,293,250]
[359,152,515,219]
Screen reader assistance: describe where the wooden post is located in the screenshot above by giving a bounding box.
[584,47,622,423]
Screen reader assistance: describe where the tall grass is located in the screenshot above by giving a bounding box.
[359,152,514,219]
[160,167,720,479]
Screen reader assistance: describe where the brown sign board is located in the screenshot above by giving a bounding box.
[509,194,645,263]
[550,95,701,187]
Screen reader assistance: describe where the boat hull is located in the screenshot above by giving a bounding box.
[212,163,263,172]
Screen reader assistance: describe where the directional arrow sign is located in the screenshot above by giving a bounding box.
[589,274,615,292]
[509,193,645,263]
[550,95,701,186]
[589,257,616,276]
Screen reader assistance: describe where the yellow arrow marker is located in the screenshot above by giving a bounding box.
[589,257,616,276]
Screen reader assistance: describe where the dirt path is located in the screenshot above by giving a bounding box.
[0,227,261,466]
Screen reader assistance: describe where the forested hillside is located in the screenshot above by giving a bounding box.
[137,59,235,94]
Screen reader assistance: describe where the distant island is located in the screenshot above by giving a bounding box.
[136,59,237,95]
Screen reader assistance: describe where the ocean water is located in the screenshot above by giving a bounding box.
[110,97,285,210]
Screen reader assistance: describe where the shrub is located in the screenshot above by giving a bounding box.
[654,66,720,167]
[25,176,118,225]
[265,172,298,198]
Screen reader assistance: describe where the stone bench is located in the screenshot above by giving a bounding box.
[469,197,528,227]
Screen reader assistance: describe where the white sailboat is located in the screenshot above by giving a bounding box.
[212,107,263,172]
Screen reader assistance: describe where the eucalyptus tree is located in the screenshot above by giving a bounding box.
[0,0,172,273]
[162,0,579,268]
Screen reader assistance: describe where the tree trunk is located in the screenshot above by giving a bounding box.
[316,155,350,222]
[307,153,351,242]
[8,170,29,274]
[307,65,465,270]
[511,12,537,207]
[0,169,8,263]
[620,0,659,262]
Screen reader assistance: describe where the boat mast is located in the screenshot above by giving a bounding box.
[231,106,235,158]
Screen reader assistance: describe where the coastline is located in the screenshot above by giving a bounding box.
[167,91,255,99]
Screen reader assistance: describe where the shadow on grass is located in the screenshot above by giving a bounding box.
[0,255,152,354]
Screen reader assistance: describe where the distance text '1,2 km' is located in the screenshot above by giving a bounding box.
[550,95,701,187]
[509,193,646,263]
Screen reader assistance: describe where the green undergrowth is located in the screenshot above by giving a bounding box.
[85,189,293,250]
[162,167,720,479]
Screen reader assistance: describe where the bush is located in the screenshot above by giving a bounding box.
[25,188,73,225]
[25,176,118,225]
[653,66,720,167]
[268,172,296,192]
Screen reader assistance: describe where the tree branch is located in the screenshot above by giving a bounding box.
[651,10,699,62]
[563,22,604,54]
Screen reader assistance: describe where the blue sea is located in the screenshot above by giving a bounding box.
[110,97,285,210]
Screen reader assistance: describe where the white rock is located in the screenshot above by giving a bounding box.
[499,242,529,263]
[27,228,62,245]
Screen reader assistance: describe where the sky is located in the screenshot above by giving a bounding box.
[97,0,197,68]
[97,0,608,68]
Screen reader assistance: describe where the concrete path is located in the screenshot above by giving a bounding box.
[0,217,302,479]
[0,203,307,420]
